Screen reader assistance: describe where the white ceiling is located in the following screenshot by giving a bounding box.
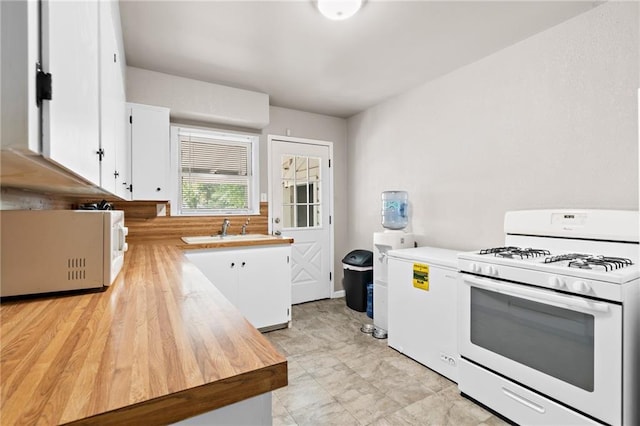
[119,1,599,118]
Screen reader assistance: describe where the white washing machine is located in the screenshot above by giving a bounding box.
[387,246,459,382]
[373,231,414,333]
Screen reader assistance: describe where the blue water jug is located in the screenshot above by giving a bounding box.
[381,191,408,230]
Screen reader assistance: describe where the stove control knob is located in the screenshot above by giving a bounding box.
[548,276,565,289]
[572,280,591,293]
[471,263,482,273]
[485,266,498,277]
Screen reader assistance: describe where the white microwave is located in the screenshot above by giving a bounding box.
[1,210,128,298]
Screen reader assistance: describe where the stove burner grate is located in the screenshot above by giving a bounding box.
[544,254,590,264]
[567,256,633,272]
[479,247,520,255]
[479,247,550,259]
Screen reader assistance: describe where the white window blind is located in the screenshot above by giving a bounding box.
[178,129,256,214]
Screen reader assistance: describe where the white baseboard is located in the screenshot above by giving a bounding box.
[332,290,345,298]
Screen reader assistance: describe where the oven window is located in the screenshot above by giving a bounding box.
[470,287,594,391]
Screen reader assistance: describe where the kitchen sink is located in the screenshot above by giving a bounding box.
[181,234,277,244]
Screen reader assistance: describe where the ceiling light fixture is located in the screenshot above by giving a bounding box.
[317,0,363,21]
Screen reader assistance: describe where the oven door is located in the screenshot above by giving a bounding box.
[459,273,622,425]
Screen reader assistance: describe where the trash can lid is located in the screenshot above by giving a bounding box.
[342,249,373,267]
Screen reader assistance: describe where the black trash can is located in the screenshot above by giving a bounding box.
[342,249,373,312]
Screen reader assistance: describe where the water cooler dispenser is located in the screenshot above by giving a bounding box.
[372,191,414,338]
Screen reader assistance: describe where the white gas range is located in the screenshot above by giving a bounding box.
[457,210,639,426]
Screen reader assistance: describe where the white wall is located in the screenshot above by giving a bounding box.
[347,1,639,252]
[127,66,269,129]
[263,106,348,292]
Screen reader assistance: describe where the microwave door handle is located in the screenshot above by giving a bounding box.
[463,276,610,313]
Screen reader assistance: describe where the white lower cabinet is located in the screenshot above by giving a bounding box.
[185,245,292,330]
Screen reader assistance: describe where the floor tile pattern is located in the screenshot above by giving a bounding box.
[264,298,509,426]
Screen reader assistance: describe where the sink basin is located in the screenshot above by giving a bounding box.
[181,234,277,244]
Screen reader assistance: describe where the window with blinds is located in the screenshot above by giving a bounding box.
[177,129,257,215]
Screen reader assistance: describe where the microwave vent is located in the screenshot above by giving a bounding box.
[67,258,87,281]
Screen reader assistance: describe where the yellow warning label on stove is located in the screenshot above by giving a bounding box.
[413,263,429,291]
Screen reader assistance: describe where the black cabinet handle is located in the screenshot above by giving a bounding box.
[241,261,246,267]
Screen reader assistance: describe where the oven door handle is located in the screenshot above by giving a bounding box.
[463,276,610,313]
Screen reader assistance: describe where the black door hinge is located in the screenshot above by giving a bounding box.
[113,53,117,63]
[287,255,290,264]
[330,272,332,281]
[127,184,133,192]
[328,159,331,168]
[129,115,132,124]
[329,215,332,225]
[36,62,52,107]
[96,148,105,161]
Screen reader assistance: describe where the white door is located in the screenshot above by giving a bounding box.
[269,137,333,304]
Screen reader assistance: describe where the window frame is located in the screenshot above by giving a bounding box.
[170,125,260,216]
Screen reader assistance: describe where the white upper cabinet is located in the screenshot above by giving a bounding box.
[0,0,128,197]
[41,0,101,185]
[127,103,171,200]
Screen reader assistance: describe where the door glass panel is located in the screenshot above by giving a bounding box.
[309,158,320,181]
[296,184,308,203]
[470,288,594,391]
[296,205,308,227]
[313,205,321,226]
[295,156,308,180]
[281,156,294,179]
[283,205,294,228]
[282,181,295,203]
[311,182,321,203]
[280,154,323,229]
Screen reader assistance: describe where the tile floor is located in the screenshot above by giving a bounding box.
[264,298,509,426]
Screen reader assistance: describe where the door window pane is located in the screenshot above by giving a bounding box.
[296,205,308,227]
[282,180,295,203]
[296,184,308,203]
[309,158,320,182]
[281,156,294,179]
[311,182,321,203]
[295,156,308,180]
[470,288,594,391]
[283,205,294,228]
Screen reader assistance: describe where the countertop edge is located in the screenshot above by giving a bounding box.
[64,362,288,426]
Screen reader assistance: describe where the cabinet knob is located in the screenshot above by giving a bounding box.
[156,187,161,192]
[241,262,246,267]
[230,262,235,268]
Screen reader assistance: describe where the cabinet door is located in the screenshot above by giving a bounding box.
[103,1,130,200]
[238,246,292,329]
[41,0,100,185]
[184,250,239,307]
[98,1,119,195]
[129,103,170,200]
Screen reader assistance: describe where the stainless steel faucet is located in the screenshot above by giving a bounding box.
[220,218,231,237]
[241,218,250,235]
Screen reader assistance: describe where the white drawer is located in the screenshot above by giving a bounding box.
[458,359,601,426]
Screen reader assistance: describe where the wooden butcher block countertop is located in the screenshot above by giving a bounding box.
[0,243,288,425]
